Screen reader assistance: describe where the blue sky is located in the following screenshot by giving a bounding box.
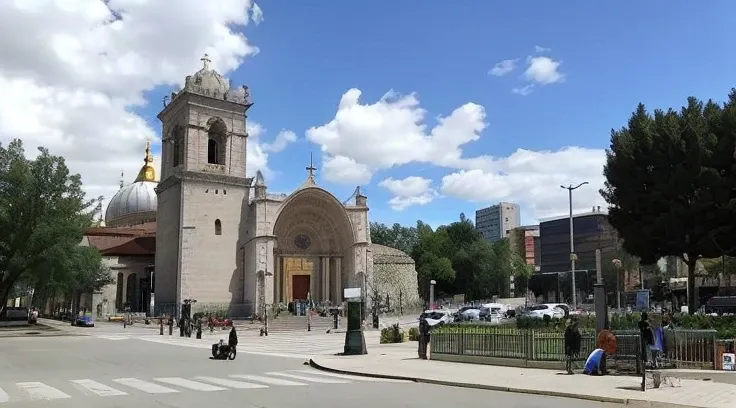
[4,1,734,230]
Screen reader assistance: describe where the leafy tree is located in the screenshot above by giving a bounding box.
[369,221,419,255]
[0,139,95,316]
[601,92,736,313]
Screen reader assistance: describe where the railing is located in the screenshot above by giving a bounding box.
[430,325,719,369]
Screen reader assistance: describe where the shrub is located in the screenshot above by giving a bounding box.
[380,323,407,344]
[408,327,419,341]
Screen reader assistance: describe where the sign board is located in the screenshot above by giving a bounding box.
[723,353,735,371]
[635,289,650,311]
[344,287,361,299]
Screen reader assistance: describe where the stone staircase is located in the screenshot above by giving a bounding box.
[261,314,347,334]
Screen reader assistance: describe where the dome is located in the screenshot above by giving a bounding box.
[104,140,158,227]
[183,54,230,99]
[104,181,158,225]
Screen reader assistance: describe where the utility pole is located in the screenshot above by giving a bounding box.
[560,182,588,309]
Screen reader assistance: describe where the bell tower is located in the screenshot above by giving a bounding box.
[154,54,254,314]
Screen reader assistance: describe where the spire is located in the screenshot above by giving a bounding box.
[134,139,157,182]
[305,152,316,182]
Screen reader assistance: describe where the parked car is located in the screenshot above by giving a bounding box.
[72,314,95,327]
[419,310,453,326]
[523,304,566,319]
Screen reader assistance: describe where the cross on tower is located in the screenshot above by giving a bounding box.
[306,152,316,178]
[200,53,211,70]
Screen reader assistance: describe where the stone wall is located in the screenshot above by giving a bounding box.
[370,244,421,309]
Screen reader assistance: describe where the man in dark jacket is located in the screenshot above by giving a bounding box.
[228,326,238,354]
[418,316,430,359]
[638,312,654,363]
[564,319,581,374]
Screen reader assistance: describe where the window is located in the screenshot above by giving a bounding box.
[215,219,222,235]
[207,138,219,164]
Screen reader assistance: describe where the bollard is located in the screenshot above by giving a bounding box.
[169,320,173,336]
[159,318,164,335]
[196,325,202,339]
[333,313,338,330]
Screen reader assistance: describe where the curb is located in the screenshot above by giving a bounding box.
[307,359,706,408]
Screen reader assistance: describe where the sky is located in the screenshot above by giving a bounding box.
[1,1,735,229]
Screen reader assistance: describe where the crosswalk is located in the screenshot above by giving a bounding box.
[0,370,406,403]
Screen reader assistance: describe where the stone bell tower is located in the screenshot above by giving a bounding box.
[154,54,254,315]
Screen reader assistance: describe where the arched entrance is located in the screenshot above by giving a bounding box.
[271,187,355,305]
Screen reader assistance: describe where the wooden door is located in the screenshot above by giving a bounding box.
[292,275,310,300]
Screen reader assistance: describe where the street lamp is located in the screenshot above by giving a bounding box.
[612,258,622,311]
[429,280,437,310]
[560,182,589,309]
[261,271,273,336]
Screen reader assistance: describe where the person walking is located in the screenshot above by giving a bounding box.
[418,316,430,359]
[228,326,239,357]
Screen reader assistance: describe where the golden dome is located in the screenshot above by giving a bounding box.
[135,140,156,182]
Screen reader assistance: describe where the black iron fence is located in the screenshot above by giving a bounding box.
[430,325,719,369]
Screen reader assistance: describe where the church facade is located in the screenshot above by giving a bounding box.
[89,55,417,318]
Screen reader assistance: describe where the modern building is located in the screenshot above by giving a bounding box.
[535,207,617,302]
[508,225,541,271]
[475,202,520,242]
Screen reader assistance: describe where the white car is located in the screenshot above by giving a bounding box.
[420,310,453,326]
[525,304,566,319]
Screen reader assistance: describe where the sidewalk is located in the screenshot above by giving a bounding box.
[309,343,736,408]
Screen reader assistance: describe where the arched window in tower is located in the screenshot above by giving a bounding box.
[215,219,222,235]
[208,138,219,164]
[207,117,228,165]
[172,125,184,167]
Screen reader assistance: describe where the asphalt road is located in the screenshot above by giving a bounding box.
[0,333,622,408]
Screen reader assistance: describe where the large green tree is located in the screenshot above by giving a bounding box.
[601,92,736,313]
[0,139,96,316]
[369,221,419,255]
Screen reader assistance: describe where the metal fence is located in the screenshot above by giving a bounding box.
[430,326,719,369]
[152,302,255,319]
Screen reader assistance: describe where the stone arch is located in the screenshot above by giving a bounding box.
[271,187,355,255]
[206,117,227,165]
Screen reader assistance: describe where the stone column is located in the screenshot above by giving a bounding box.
[334,257,342,304]
[274,256,281,304]
[321,257,330,303]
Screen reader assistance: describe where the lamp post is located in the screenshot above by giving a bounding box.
[560,182,589,309]
[612,259,622,311]
[262,271,273,337]
[429,280,436,310]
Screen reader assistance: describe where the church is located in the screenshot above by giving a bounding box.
[82,55,420,319]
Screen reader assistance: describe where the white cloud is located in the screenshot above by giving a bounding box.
[306,88,488,183]
[0,0,273,216]
[307,88,605,218]
[262,129,296,153]
[440,147,606,220]
[512,84,535,96]
[378,176,439,211]
[488,59,517,76]
[523,56,565,85]
[534,45,551,54]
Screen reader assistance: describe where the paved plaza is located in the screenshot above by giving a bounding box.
[0,322,621,408]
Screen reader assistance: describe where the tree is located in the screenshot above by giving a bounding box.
[601,92,736,313]
[0,139,94,316]
[369,221,419,255]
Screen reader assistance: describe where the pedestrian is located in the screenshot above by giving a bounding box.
[564,319,576,374]
[418,315,430,359]
[228,326,238,355]
[638,312,654,363]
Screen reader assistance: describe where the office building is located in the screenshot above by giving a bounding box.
[475,202,520,242]
[508,225,541,271]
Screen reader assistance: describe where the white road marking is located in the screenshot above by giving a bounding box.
[16,382,72,401]
[0,386,8,403]
[229,374,307,386]
[113,378,179,394]
[266,372,350,384]
[154,378,225,391]
[193,376,268,389]
[70,379,128,396]
[293,369,408,382]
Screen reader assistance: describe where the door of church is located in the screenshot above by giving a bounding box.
[292,275,310,300]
